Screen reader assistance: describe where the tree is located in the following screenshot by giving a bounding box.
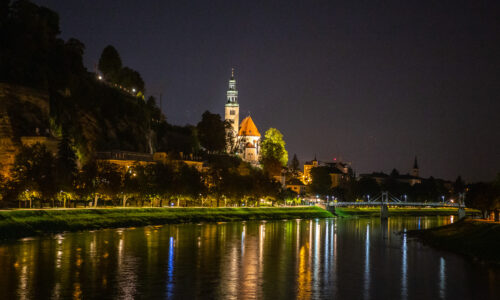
[94,161,122,206]
[74,160,121,207]
[74,160,98,206]
[290,154,300,174]
[10,143,57,207]
[453,175,465,195]
[309,166,331,197]
[356,177,380,199]
[117,66,145,93]
[174,164,205,206]
[197,111,226,153]
[55,133,77,185]
[466,174,500,219]
[260,128,288,176]
[224,120,237,153]
[98,45,122,81]
[55,132,78,207]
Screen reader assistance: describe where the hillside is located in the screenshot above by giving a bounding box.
[0,1,199,168]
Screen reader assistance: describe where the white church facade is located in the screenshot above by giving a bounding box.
[224,69,261,164]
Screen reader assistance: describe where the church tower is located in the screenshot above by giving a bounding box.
[225,68,239,151]
[411,156,419,177]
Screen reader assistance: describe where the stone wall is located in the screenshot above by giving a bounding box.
[0,82,49,116]
[0,106,17,176]
[0,83,52,177]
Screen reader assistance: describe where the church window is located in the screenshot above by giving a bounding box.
[230,110,235,115]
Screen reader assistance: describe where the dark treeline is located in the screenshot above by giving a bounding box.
[309,167,463,202]
[0,142,288,208]
[308,165,500,218]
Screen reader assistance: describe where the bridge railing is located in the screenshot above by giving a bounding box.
[327,201,460,208]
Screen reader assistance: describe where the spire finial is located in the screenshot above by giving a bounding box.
[231,67,234,78]
[413,156,418,169]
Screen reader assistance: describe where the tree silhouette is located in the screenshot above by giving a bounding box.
[98,45,122,81]
[197,111,226,153]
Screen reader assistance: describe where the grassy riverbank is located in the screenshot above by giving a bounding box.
[334,207,479,217]
[0,206,332,240]
[409,219,500,264]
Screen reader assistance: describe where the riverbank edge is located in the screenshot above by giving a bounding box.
[408,219,500,264]
[333,207,479,217]
[0,207,333,240]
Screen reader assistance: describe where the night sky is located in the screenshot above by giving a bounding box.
[34,0,499,182]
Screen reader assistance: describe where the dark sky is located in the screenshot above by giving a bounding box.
[34,0,500,182]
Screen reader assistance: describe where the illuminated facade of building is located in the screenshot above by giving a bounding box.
[302,157,352,187]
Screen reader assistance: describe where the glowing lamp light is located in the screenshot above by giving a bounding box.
[132,88,136,93]
[98,75,102,80]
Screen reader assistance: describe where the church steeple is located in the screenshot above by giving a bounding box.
[227,68,238,103]
[412,156,419,177]
[225,68,240,152]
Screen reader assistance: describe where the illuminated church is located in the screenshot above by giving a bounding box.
[224,69,261,164]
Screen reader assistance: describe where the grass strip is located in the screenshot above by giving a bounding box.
[409,219,500,264]
[0,207,333,240]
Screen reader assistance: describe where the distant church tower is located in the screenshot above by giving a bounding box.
[225,68,239,152]
[412,156,419,177]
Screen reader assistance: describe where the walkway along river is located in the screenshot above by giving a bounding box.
[0,216,498,299]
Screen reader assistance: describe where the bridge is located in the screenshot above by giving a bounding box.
[320,191,466,219]
[329,201,459,207]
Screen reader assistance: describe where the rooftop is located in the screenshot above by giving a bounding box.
[239,116,260,137]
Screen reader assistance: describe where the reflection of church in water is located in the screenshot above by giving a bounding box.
[224,69,261,164]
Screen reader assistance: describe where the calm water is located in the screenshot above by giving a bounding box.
[0,216,499,299]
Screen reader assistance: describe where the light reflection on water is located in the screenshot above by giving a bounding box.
[0,216,498,299]
[364,223,370,300]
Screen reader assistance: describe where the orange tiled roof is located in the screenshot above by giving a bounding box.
[238,116,261,137]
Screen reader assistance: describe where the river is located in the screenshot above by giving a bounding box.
[0,216,498,299]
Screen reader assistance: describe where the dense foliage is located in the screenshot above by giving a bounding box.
[466,174,500,218]
[0,143,287,208]
[197,111,226,153]
[260,128,288,176]
[98,45,145,93]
